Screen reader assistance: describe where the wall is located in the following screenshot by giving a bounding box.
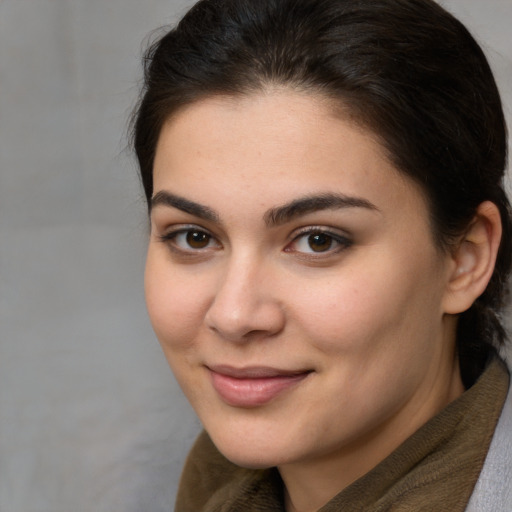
[0,1,510,511]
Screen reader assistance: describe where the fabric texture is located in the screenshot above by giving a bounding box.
[465,369,512,512]
[175,357,510,512]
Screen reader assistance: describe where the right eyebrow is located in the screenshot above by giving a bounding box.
[150,191,220,224]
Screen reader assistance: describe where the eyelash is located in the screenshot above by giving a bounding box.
[157,225,352,258]
[285,227,353,256]
[158,225,220,253]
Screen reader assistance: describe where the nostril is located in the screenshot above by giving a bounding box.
[205,297,285,342]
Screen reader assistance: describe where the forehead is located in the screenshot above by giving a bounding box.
[152,91,425,219]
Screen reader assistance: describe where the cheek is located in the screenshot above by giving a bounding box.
[289,253,444,358]
[144,252,210,351]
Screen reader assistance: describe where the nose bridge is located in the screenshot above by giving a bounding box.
[205,249,284,341]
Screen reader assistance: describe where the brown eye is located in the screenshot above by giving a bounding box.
[286,228,352,256]
[307,232,333,252]
[163,228,219,251]
[185,230,211,249]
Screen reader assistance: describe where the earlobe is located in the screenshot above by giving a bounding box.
[443,201,502,315]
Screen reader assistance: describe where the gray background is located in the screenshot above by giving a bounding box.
[0,1,510,511]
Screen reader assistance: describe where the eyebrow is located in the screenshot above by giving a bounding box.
[151,191,220,223]
[264,193,379,227]
[150,190,378,226]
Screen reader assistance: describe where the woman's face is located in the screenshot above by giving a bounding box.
[145,92,462,475]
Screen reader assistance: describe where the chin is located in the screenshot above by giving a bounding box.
[216,441,279,469]
[208,429,291,469]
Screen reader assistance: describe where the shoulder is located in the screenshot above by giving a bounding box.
[466,360,512,511]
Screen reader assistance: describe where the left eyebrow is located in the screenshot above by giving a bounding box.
[264,193,379,227]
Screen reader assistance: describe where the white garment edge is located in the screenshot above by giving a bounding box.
[465,367,512,512]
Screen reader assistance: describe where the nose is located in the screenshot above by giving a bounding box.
[204,255,285,342]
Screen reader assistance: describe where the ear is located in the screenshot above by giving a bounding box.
[443,201,502,315]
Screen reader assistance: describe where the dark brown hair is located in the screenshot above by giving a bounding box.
[132,0,511,385]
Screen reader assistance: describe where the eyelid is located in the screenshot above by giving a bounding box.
[289,225,352,242]
[157,224,222,252]
[285,225,353,255]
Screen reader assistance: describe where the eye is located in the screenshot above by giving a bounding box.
[176,230,213,249]
[298,232,334,253]
[159,226,220,252]
[286,229,352,255]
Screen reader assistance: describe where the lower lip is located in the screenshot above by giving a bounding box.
[210,371,310,408]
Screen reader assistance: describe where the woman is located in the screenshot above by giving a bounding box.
[132,0,512,510]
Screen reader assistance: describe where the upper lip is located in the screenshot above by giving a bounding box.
[207,365,312,379]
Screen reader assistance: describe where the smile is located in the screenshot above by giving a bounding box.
[207,365,312,408]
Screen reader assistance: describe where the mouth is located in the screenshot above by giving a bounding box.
[207,365,312,408]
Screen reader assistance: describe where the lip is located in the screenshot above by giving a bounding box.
[207,365,312,407]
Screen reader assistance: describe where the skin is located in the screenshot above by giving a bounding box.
[145,91,469,512]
